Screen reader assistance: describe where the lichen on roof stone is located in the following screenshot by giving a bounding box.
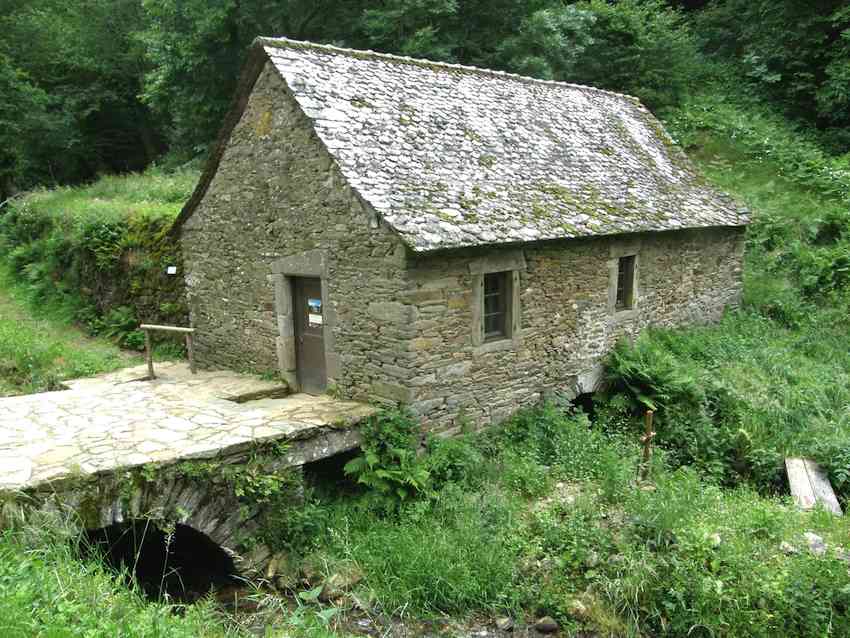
[257,37,748,252]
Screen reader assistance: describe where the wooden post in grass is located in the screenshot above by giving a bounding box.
[639,409,656,482]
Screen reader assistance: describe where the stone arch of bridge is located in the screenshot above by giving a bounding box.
[84,519,241,601]
[37,472,275,578]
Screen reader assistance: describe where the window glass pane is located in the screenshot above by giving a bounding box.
[483,271,509,339]
[485,313,503,335]
[616,255,635,309]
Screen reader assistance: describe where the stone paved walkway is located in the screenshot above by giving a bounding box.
[0,362,375,491]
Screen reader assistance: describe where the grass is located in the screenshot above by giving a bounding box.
[0,517,240,638]
[0,268,134,396]
[268,406,850,637]
[19,168,198,225]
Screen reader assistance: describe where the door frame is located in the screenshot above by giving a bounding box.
[270,250,339,392]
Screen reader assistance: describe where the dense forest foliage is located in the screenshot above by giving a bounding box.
[2,0,849,200]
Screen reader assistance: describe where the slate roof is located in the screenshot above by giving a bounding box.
[177,37,748,252]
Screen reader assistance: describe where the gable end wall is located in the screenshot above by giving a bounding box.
[181,62,412,399]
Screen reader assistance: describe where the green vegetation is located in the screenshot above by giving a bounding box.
[2,1,850,636]
[2,1,847,196]
[0,169,196,351]
[261,406,850,637]
[0,268,132,396]
[0,520,238,638]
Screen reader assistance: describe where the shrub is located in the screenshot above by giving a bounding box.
[258,489,333,556]
[424,434,487,491]
[343,409,431,511]
[603,334,702,414]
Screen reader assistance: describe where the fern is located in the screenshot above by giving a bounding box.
[343,409,432,511]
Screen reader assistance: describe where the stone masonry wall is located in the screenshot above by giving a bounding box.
[181,62,413,400]
[402,227,746,433]
[181,60,746,429]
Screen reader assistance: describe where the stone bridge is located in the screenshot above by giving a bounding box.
[0,363,375,577]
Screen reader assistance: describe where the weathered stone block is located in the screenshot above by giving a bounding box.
[367,301,416,324]
[410,337,440,351]
[371,381,414,403]
[438,361,472,380]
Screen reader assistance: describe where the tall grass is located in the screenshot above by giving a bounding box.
[266,405,850,636]
[0,517,240,638]
[0,268,132,396]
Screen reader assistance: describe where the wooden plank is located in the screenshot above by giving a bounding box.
[139,323,195,334]
[803,459,843,516]
[786,457,817,510]
[786,457,843,515]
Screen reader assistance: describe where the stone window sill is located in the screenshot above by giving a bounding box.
[609,308,638,324]
[473,336,522,356]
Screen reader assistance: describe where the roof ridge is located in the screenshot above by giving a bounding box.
[255,36,642,104]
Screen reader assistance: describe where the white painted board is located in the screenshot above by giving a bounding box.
[786,457,842,516]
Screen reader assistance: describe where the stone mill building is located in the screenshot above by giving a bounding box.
[174,37,749,433]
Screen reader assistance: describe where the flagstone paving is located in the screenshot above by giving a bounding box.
[0,362,375,491]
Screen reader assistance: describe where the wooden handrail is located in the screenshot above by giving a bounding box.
[139,323,195,334]
[140,324,196,379]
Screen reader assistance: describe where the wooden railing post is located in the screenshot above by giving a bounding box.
[186,332,196,374]
[144,328,155,380]
[639,409,655,482]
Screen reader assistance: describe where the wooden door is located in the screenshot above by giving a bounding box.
[293,277,326,394]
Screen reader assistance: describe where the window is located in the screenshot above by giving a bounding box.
[616,255,636,310]
[483,271,510,340]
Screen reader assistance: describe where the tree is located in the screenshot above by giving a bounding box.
[0,0,158,191]
[0,55,69,199]
[694,0,850,141]
[138,0,369,155]
[496,4,596,80]
[570,0,699,111]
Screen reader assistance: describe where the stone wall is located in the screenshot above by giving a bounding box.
[181,60,746,432]
[181,62,411,399]
[401,227,746,433]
